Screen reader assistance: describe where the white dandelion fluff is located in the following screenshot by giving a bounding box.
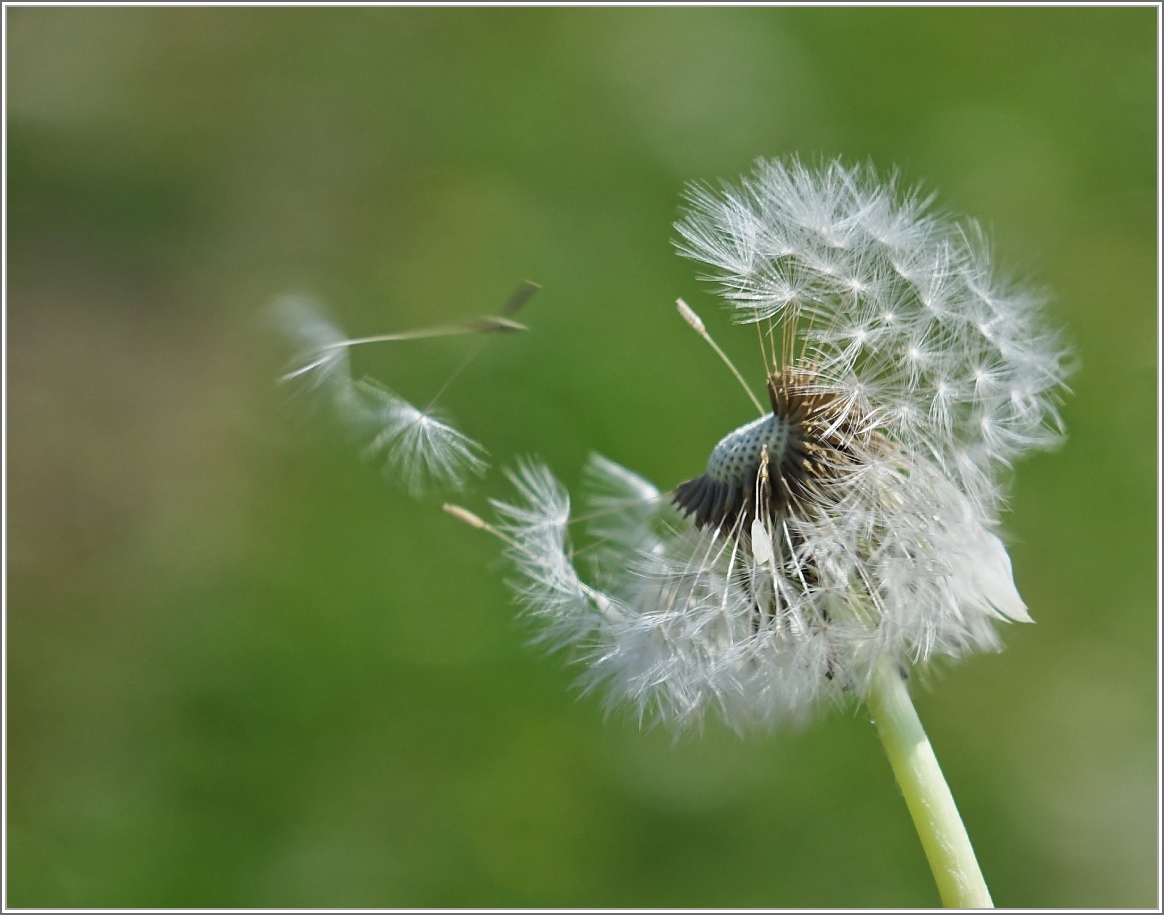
[273,282,538,495]
[461,158,1069,733]
[356,379,487,497]
[675,158,1070,512]
[272,294,359,412]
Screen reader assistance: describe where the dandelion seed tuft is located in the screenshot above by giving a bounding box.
[270,292,510,496]
[356,379,487,497]
[270,294,359,412]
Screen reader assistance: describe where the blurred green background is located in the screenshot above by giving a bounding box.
[6,7,1157,908]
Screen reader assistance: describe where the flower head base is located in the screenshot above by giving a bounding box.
[477,159,1067,732]
[674,365,872,530]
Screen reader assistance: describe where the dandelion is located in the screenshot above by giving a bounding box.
[446,158,1069,906]
[273,281,538,495]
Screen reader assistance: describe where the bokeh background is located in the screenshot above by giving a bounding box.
[7,7,1157,908]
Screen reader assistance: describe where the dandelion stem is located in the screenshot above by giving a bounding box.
[866,657,993,909]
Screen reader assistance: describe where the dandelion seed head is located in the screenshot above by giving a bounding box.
[677,156,1070,509]
[484,158,1068,732]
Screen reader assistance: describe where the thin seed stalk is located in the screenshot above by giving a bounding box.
[866,656,993,909]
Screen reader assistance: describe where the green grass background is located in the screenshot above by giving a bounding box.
[7,7,1157,908]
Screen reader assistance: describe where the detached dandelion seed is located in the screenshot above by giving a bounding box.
[447,158,1070,907]
[272,282,538,496]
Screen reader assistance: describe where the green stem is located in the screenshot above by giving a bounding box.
[866,657,993,908]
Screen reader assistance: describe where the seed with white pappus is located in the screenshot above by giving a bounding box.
[272,282,538,496]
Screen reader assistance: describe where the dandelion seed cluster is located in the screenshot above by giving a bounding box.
[492,158,1069,732]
